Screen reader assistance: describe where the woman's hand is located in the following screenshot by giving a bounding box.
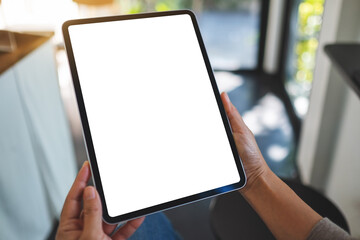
[220,92,270,193]
[56,161,145,240]
[221,92,322,240]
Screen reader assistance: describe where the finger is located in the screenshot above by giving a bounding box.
[82,186,103,237]
[112,217,145,240]
[221,92,258,157]
[60,161,91,221]
[103,222,117,236]
[80,210,84,220]
[220,92,248,134]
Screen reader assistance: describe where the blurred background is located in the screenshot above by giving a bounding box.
[0,0,359,239]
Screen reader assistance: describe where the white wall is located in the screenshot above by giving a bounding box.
[326,89,360,236]
[263,0,285,74]
[297,0,360,236]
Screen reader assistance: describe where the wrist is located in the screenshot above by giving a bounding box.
[239,166,274,198]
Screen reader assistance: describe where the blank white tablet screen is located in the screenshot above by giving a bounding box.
[69,14,241,217]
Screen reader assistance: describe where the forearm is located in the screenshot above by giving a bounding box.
[241,169,322,240]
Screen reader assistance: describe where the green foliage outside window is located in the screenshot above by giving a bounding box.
[126,0,184,13]
[295,0,324,84]
[121,0,254,14]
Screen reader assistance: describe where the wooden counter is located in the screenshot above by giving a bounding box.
[0,30,76,239]
[0,32,54,75]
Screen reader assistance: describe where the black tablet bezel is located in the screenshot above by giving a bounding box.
[62,10,246,224]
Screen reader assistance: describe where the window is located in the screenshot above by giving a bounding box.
[1,0,262,71]
[120,0,262,70]
[285,0,325,117]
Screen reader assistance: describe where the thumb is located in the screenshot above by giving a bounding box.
[221,92,249,134]
[81,186,103,238]
[221,92,260,157]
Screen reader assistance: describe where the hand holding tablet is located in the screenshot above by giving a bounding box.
[57,91,328,240]
[62,10,246,223]
[56,161,145,240]
[59,17,331,237]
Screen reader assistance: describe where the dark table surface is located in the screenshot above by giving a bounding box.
[324,44,360,98]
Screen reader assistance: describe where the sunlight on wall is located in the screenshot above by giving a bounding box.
[267,144,289,162]
[242,93,292,137]
[214,71,244,93]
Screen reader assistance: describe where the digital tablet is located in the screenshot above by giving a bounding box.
[62,10,246,223]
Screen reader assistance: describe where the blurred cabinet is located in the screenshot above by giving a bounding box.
[0,33,76,239]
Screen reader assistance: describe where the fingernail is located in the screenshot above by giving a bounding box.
[224,92,230,103]
[82,161,90,170]
[84,187,95,200]
[224,93,233,109]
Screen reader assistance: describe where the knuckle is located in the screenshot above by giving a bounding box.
[84,204,100,215]
[80,232,106,240]
[80,233,94,240]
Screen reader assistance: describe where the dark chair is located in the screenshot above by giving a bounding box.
[210,179,349,240]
